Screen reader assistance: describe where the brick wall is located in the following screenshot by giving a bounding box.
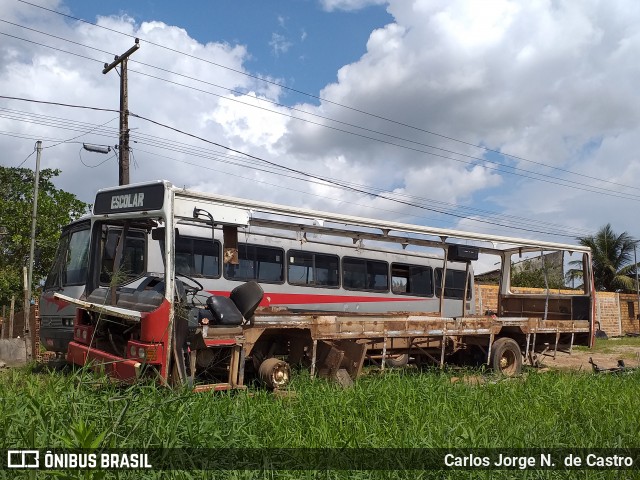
[475,284,499,314]
[618,293,640,336]
[474,284,639,337]
[595,292,619,335]
[0,300,54,362]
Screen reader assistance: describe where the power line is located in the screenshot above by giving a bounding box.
[15,143,37,167]
[42,116,118,149]
[0,96,590,237]
[128,111,590,237]
[131,145,594,239]
[113,120,595,236]
[13,0,638,194]
[0,95,119,114]
[3,19,639,199]
[129,136,594,237]
[1,27,638,200]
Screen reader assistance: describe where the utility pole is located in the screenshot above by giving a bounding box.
[635,245,639,322]
[25,140,42,335]
[103,39,140,185]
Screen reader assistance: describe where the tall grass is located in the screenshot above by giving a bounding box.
[574,336,640,353]
[0,365,638,479]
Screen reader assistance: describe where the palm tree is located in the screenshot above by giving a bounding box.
[573,224,638,292]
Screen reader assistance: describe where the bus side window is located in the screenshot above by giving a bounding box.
[343,257,388,292]
[161,237,221,278]
[288,250,339,287]
[435,268,472,300]
[224,244,284,283]
[392,264,433,296]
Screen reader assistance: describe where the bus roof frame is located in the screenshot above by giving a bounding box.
[91,180,591,257]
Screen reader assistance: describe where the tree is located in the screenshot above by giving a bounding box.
[511,257,565,289]
[573,224,638,292]
[0,167,89,306]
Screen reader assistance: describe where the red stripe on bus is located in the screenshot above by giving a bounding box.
[207,291,428,306]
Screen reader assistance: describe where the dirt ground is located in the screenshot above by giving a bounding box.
[534,341,640,372]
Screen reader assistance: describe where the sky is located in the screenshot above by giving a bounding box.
[1,0,640,250]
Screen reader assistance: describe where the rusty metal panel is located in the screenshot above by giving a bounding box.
[333,339,367,379]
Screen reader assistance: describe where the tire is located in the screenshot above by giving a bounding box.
[385,353,409,368]
[258,358,291,389]
[490,337,522,376]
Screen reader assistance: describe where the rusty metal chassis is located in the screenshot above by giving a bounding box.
[200,312,590,388]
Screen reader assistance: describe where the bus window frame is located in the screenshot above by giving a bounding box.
[160,236,222,279]
[44,220,91,291]
[92,221,149,289]
[223,242,285,285]
[435,267,472,300]
[391,262,434,297]
[342,256,390,293]
[286,249,340,289]
[62,227,91,287]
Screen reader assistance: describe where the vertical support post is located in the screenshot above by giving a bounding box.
[439,244,448,316]
[462,261,470,318]
[553,328,560,359]
[8,296,15,338]
[25,140,41,336]
[189,350,197,387]
[569,332,575,354]
[487,332,495,366]
[439,324,447,369]
[541,250,549,321]
[1,306,4,339]
[229,345,241,388]
[381,336,387,371]
[310,339,318,378]
[23,267,29,336]
[237,346,246,387]
[635,245,639,325]
[530,332,537,363]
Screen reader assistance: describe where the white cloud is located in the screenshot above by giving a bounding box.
[320,0,387,12]
[282,0,640,240]
[2,0,640,245]
[269,33,292,56]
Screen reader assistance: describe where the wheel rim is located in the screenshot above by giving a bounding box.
[271,366,290,387]
[499,350,517,375]
[259,358,291,389]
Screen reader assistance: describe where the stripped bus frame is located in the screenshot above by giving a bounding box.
[60,180,594,390]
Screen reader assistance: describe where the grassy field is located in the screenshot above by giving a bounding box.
[1,363,639,479]
[574,335,640,354]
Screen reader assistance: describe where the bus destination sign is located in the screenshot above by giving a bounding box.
[94,183,165,215]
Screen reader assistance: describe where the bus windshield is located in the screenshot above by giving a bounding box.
[99,225,147,286]
[45,222,91,289]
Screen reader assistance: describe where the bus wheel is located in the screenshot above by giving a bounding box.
[258,358,291,389]
[490,338,522,376]
[385,353,409,368]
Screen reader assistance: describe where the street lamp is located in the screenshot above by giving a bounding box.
[83,143,112,154]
